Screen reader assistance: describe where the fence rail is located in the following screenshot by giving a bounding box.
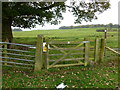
[0,48,35,53]
[0,57,34,62]
[0,42,35,47]
[1,52,35,57]
[105,47,120,55]
[0,61,34,66]
[49,53,84,56]
[0,64,32,69]
[49,58,84,62]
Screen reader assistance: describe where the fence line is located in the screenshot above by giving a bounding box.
[1,35,118,72]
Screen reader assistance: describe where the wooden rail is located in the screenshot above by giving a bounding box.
[49,58,84,62]
[105,46,120,55]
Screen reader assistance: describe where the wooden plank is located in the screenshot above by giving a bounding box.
[34,35,43,72]
[51,44,67,54]
[49,58,84,62]
[105,47,120,55]
[94,38,99,62]
[49,52,84,56]
[49,41,82,44]
[48,62,84,68]
[49,47,84,50]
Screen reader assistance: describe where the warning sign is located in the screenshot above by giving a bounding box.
[43,42,50,52]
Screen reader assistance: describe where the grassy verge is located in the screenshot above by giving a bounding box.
[2,59,118,88]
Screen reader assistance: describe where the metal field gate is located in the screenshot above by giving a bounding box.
[0,41,36,70]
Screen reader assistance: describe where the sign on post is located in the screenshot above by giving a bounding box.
[43,42,50,52]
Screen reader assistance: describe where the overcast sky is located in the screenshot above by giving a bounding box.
[15,0,119,31]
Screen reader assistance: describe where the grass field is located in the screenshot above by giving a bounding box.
[2,59,119,88]
[2,27,119,88]
[13,28,118,47]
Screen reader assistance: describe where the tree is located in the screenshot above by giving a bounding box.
[2,1,110,42]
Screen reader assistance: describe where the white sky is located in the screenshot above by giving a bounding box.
[15,0,119,31]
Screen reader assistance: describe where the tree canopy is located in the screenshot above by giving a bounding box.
[2,1,110,42]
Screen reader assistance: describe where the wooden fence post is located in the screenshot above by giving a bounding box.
[94,38,99,62]
[42,37,49,69]
[3,39,9,65]
[34,35,43,72]
[84,38,90,66]
[99,38,106,64]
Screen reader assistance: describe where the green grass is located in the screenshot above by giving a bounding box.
[2,59,118,88]
[13,28,118,47]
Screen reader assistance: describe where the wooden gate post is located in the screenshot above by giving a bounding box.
[84,38,90,66]
[3,39,9,65]
[94,38,99,62]
[99,38,106,64]
[34,35,43,72]
[42,37,49,69]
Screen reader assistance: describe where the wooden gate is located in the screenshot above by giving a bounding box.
[47,39,90,69]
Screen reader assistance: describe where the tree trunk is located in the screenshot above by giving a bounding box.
[2,18,13,43]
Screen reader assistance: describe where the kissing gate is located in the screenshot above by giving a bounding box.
[34,35,106,71]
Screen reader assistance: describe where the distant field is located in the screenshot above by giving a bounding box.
[13,28,118,47]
